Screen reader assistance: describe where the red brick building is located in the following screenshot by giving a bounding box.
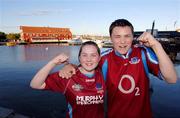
[20,26,72,42]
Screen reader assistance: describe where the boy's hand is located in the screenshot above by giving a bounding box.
[138,32,160,48]
[59,64,76,79]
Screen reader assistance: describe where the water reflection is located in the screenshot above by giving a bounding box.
[22,44,80,64]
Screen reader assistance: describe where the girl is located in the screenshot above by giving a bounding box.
[30,41,105,118]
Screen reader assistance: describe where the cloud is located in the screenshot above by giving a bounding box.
[19,10,52,16]
[19,8,72,16]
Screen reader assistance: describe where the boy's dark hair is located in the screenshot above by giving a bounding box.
[109,19,134,36]
[78,41,100,58]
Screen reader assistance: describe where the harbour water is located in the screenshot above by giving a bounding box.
[0,44,180,118]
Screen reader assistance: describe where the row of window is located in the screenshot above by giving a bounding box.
[23,33,72,37]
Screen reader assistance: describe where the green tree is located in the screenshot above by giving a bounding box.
[0,31,7,42]
[6,33,20,41]
[14,33,20,40]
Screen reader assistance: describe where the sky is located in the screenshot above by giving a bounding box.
[0,0,179,35]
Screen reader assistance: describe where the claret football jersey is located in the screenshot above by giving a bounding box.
[99,46,162,118]
[45,68,105,118]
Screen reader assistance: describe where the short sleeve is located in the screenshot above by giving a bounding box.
[145,48,164,80]
[45,72,70,93]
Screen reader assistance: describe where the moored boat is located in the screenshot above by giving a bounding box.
[68,38,82,45]
[6,42,16,46]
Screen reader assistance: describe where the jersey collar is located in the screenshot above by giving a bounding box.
[115,48,132,59]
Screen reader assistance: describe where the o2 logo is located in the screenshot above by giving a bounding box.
[118,75,140,96]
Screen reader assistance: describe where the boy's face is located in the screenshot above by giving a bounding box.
[111,26,133,55]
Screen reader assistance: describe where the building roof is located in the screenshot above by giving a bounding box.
[20,26,71,34]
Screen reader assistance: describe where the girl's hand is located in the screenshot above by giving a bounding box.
[50,53,69,66]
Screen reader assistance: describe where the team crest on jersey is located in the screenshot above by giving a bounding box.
[96,83,104,93]
[129,57,140,64]
[72,84,84,91]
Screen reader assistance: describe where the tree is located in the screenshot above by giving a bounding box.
[6,33,20,41]
[14,33,20,40]
[0,31,7,42]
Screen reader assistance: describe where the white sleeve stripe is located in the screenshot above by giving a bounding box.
[146,51,158,64]
[137,45,158,64]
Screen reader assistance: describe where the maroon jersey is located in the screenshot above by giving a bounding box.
[99,46,163,118]
[45,68,105,118]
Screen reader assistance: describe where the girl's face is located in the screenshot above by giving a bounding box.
[79,45,100,74]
